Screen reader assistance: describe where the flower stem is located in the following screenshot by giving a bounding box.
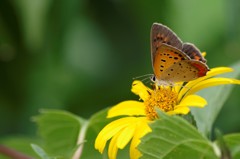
[71,121,89,159]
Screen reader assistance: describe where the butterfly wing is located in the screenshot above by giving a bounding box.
[151,23,183,66]
[150,23,209,84]
[160,60,209,82]
[153,43,190,80]
[182,43,207,63]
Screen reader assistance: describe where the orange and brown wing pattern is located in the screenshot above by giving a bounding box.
[151,23,183,65]
[153,44,190,80]
[150,23,209,84]
[182,43,206,63]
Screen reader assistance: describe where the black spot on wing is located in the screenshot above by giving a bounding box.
[161,59,166,62]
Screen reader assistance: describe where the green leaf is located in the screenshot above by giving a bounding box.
[191,61,240,136]
[139,110,218,159]
[32,108,131,159]
[32,109,86,158]
[223,134,240,159]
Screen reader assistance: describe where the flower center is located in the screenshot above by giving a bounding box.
[144,86,178,120]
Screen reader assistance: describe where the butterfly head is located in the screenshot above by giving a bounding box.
[151,75,174,87]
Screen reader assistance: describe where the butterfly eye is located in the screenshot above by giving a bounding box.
[151,76,156,82]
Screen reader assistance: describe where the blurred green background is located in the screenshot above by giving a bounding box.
[0,0,240,138]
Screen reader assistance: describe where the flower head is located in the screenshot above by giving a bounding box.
[95,67,240,159]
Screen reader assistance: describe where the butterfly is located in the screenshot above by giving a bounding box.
[150,23,209,86]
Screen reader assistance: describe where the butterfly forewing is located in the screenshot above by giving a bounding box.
[151,23,183,65]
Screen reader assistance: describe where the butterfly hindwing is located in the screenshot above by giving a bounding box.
[182,43,206,63]
[160,60,209,83]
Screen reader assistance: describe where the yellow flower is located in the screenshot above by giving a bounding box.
[95,67,240,159]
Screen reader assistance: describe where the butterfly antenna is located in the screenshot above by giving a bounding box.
[141,76,152,82]
[146,79,153,85]
[132,74,153,80]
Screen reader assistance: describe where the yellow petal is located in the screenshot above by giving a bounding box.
[178,67,234,100]
[131,80,152,101]
[167,107,190,115]
[108,131,120,159]
[186,78,240,96]
[168,95,207,115]
[173,82,184,93]
[179,95,207,107]
[130,118,152,159]
[108,100,145,118]
[95,117,137,153]
[206,67,233,76]
[117,122,136,149]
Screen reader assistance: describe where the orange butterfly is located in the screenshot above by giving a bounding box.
[150,23,209,86]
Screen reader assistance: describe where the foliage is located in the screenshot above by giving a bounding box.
[1,0,240,159]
